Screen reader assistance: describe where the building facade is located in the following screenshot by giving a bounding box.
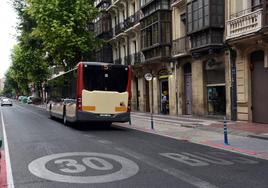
[226,0,268,123]
[93,0,268,123]
[94,0,114,63]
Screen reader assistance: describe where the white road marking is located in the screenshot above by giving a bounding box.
[1,109,15,188]
[28,152,139,184]
[115,147,218,188]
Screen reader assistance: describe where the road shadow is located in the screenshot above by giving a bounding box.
[68,122,127,132]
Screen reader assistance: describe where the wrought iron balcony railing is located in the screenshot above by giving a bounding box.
[114,21,127,36]
[172,36,190,56]
[94,0,111,8]
[125,11,142,30]
[112,11,141,37]
[126,52,143,65]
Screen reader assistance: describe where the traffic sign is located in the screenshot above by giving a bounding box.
[144,73,153,81]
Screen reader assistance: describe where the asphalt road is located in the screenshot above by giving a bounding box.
[0,102,268,188]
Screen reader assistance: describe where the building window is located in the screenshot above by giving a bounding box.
[187,0,224,33]
[161,22,171,44]
[141,11,171,49]
[142,0,170,17]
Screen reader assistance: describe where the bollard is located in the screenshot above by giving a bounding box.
[224,117,229,145]
[151,113,154,130]
[129,116,132,126]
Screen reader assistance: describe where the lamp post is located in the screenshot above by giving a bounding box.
[145,73,154,129]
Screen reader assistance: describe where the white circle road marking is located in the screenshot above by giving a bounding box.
[28,152,139,184]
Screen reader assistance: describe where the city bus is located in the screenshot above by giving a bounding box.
[46,62,132,125]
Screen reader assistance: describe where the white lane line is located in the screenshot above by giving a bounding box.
[1,109,15,188]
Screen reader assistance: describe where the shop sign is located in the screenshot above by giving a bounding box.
[158,69,172,79]
[205,59,224,70]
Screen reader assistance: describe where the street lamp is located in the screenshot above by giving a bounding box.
[144,72,154,129]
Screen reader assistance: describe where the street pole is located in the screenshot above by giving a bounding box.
[151,78,154,130]
[144,72,154,130]
[174,62,178,116]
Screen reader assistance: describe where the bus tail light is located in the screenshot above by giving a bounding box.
[83,106,96,112]
[77,97,82,110]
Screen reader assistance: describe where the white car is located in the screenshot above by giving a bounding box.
[27,96,33,104]
[1,98,13,106]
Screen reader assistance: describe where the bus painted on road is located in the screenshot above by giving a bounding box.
[47,62,132,125]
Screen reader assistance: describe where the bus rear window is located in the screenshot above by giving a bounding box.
[83,65,129,92]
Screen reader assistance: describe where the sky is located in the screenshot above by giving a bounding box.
[0,0,18,78]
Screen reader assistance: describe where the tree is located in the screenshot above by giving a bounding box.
[27,0,100,68]
[2,69,19,97]
[11,0,49,97]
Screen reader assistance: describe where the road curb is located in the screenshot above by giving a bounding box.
[114,123,268,161]
[248,134,268,141]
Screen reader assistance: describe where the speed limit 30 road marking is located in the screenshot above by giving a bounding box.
[28,152,139,184]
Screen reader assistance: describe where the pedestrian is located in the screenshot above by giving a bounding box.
[162,94,167,114]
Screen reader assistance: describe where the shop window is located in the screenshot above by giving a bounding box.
[205,59,226,115]
[207,86,226,115]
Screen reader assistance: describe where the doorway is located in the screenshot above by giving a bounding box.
[251,50,268,123]
[160,79,169,114]
[184,63,192,115]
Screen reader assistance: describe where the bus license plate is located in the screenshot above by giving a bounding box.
[99,114,111,117]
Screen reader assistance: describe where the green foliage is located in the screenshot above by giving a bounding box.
[2,68,20,96]
[7,0,100,96]
[27,0,100,68]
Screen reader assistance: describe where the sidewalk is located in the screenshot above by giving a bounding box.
[115,112,268,160]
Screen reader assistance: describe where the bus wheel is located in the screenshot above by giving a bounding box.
[63,112,68,126]
[49,111,54,120]
[49,105,54,119]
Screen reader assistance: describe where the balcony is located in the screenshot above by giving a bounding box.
[226,8,263,40]
[94,0,111,8]
[126,52,143,65]
[172,36,190,57]
[171,0,185,7]
[113,12,141,37]
[114,21,127,36]
[125,11,142,30]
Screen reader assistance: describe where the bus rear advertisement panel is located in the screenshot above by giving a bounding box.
[47,62,131,125]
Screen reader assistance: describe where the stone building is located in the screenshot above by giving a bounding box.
[226,0,268,123]
[93,0,268,123]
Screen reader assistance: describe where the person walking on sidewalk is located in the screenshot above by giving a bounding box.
[161,93,167,114]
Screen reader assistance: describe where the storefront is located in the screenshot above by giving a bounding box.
[205,58,226,115]
[158,69,171,114]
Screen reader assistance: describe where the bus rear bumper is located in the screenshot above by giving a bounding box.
[76,111,130,123]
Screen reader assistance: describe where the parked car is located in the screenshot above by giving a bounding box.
[18,96,24,101]
[1,98,13,106]
[21,96,28,104]
[27,96,33,104]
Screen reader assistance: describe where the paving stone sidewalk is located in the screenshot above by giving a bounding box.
[115,112,268,160]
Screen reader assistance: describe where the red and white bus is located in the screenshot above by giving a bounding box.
[47,62,132,125]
